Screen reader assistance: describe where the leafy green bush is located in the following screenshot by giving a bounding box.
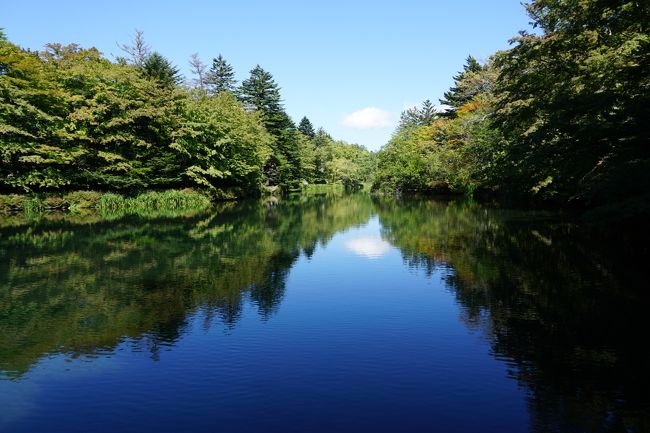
[43,196,66,209]
[0,194,27,213]
[63,191,103,210]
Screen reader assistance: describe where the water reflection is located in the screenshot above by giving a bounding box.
[1,195,648,432]
[0,195,374,378]
[376,198,650,433]
[344,236,392,259]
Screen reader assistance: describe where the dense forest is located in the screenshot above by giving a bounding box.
[1,0,648,214]
[0,29,375,199]
[374,0,649,214]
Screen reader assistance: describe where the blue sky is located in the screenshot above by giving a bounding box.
[2,0,532,150]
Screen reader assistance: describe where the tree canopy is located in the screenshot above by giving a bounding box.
[0,33,374,196]
[375,0,649,216]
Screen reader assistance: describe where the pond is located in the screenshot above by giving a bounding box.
[1,194,648,433]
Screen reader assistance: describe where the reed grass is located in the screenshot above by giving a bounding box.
[1,189,212,218]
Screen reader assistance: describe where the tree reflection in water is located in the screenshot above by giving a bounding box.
[1,195,648,432]
[376,198,650,433]
[0,194,374,377]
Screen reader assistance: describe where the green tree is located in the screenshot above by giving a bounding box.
[439,55,483,118]
[399,99,438,128]
[1,31,378,197]
[205,54,236,95]
[0,38,71,191]
[238,65,289,133]
[492,0,650,206]
[298,116,315,138]
[173,91,272,192]
[374,59,500,196]
[142,52,182,88]
[46,43,185,191]
[238,65,304,187]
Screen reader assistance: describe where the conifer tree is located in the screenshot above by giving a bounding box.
[238,65,305,186]
[419,100,437,123]
[238,65,290,134]
[439,55,483,118]
[205,54,236,95]
[398,99,438,128]
[142,52,182,88]
[298,116,315,138]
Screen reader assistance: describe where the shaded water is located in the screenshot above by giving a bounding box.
[1,195,648,432]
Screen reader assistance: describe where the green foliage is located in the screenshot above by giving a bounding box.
[374,124,440,194]
[219,58,374,191]
[375,57,500,196]
[63,190,103,210]
[238,65,290,135]
[0,36,282,196]
[296,126,376,190]
[0,39,72,192]
[376,0,649,216]
[0,194,27,212]
[237,65,309,189]
[492,0,650,206]
[173,91,272,192]
[0,189,209,217]
[1,33,374,197]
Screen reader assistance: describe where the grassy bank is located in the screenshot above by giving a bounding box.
[0,189,212,217]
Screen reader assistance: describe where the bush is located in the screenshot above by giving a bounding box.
[0,195,27,213]
[43,196,67,209]
[63,191,103,210]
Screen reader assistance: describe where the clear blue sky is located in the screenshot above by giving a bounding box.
[2,0,532,150]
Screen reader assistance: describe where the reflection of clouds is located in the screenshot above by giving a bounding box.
[344,236,391,259]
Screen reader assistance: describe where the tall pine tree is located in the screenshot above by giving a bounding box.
[399,99,438,128]
[238,65,302,187]
[298,116,315,138]
[238,65,291,134]
[439,55,483,118]
[205,54,236,95]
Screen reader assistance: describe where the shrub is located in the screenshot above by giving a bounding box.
[63,191,103,210]
[0,195,27,213]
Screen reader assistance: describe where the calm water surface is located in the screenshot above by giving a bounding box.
[1,195,648,432]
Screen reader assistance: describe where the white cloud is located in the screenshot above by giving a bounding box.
[344,236,392,259]
[341,107,391,129]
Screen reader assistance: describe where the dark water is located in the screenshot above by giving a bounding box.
[1,194,648,433]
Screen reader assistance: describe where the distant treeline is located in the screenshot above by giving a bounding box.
[0,30,375,197]
[374,0,649,212]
